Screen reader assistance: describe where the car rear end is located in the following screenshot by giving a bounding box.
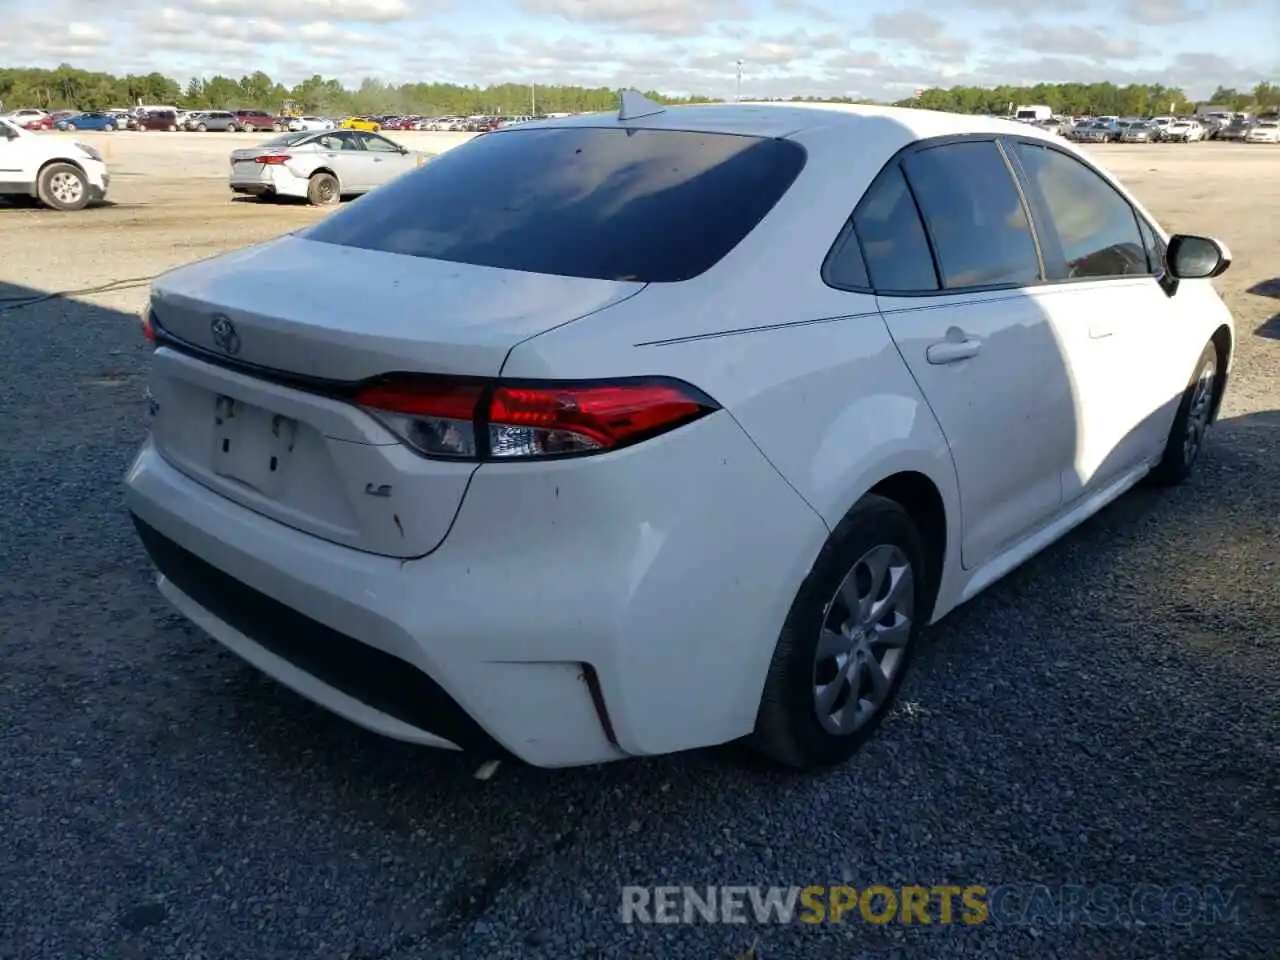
[129,119,827,766]
[228,134,314,198]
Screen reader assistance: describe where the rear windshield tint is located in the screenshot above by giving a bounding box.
[262,132,315,148]
[300,126,807,282]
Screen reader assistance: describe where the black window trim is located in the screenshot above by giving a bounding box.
[821,131,1167,299]
[1001,136,1165,287]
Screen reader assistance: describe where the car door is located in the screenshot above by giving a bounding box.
[353,132,417,186]
[315,131,371,191]
[1005,138,1190,502]
[0,120,25,184]
[855,138,1075,570]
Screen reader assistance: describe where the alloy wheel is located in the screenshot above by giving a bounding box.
[1183,358,1216,465]
[48,172,84,206]
[813,544,914,735]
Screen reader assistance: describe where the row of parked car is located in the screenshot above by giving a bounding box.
[1022,113,1280,144]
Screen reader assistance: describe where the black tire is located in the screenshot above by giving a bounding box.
[1147,342,1220,487]
[64,123,77,131]
[36,162,90,211]
[751,494,929,769]
[307,171,340,206]
[168,124,177,132]
[196,123,207,132]
[104,122,115,131]
[243,124,255,133]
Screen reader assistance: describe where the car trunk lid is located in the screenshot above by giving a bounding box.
[145,235,645,558]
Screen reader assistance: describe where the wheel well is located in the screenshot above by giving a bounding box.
[311,167,337,180]
[38,157,85,179]
[868,471,947,612]
[1209,324,1233,423]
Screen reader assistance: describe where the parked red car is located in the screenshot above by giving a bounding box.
[230,110,278,132]
[131,109,180,131]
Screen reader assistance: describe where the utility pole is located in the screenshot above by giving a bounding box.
[531,82,536,116]
[735,60,744,102]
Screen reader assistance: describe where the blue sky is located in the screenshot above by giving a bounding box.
[2,0,1276,100]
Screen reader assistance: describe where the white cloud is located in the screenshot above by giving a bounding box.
[187,0,414,20]
[516,0,752,36]
[995,24,1141,60]
[870,12,971,56]
[0,0,1270,104]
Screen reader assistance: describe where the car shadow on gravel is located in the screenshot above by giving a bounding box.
[4,279,1277,960]
[1246,277,1280,299]
[1255,313,1280,339]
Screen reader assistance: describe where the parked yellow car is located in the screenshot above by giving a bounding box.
[340,116,381,132]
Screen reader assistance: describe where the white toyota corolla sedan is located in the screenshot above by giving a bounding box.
[125,95,1235,770]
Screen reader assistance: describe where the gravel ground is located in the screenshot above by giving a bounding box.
[0,137,1277,960]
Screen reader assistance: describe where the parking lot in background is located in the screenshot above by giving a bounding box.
[0,133,1277,959]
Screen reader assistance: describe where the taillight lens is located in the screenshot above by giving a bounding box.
[254,154,291,165]
[140,305,156,342]
[355,376,719,461]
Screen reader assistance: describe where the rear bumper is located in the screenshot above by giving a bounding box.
[124,411,828,767]
[230,167,308,198]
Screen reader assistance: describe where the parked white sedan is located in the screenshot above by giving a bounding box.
[288,116,336,132]
[129,97,1234,770]
[1164,120,1206,142]
[228,129,426,205]
[1244,120,1280,143]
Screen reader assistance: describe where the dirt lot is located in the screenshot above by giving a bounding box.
[0,134,1277,960]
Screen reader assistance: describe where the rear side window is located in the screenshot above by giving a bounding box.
[902,140,1041,289]
[1013,142,1148,280]
[848,165,938,293]
[301,127,807,282]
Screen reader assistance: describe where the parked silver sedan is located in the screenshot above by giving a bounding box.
[228,130,428,205]
[1120,122,1156,143]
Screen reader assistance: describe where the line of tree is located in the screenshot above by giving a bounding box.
[897,81,1279,117]
[2,64,1277,119]
[0,64,715,116]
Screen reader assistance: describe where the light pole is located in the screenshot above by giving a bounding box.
[531,82,537,116]
[735,59,743,103]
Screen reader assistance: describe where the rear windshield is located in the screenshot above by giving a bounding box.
[262,132,316,148]
[300,126,808,282]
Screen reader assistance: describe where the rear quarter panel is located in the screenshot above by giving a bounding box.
[502,119,963,598]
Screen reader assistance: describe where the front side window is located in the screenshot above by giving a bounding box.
[302,126,807,283]
[902,140,1041,290]
[848,165,938,293]
[357,133,401,153]
[1013,142,1148,280]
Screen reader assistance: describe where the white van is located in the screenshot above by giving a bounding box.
[1014,105,1052,122]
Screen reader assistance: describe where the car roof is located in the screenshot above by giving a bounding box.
[514,100,1059,150]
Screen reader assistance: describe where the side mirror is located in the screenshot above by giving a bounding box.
[1167,234,1231,280]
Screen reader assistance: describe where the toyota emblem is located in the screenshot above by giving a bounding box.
[210,314,241,355]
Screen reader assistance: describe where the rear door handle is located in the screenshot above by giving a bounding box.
[926,336,982,364]
[1088,322,1115,339]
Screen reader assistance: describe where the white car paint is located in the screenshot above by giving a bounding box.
[288,116,336,132]
[228,129,423,200]
[0,117,110,204]
[1164,120,1206,142]
[125,101,1235,767]
[1245,121,1280,143]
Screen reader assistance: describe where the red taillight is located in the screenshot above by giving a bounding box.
[354,377,718,461]
[141,309,155,341]
[254,154,291,165]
